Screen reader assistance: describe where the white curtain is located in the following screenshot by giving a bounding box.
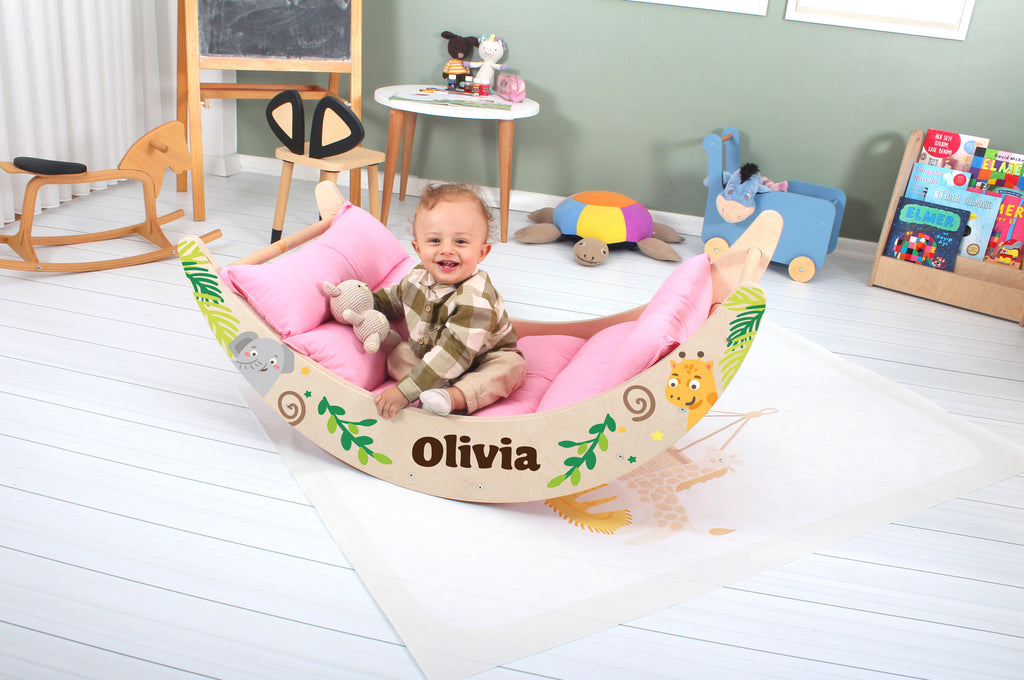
[0,0,177,225]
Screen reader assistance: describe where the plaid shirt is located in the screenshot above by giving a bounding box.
[373,265,520,402]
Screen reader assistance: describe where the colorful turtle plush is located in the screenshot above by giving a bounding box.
[514,191,683,266]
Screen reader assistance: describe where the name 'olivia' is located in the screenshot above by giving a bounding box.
[411,434,540,470]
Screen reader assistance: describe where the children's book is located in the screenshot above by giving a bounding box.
[916,184,1002,260]
[884,197,968,271]
[985,189,1024,268]
[904,162,970,201]
[920,129,989,172]
[969,146,1024,192]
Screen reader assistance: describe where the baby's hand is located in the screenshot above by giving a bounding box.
[374,386,410,419]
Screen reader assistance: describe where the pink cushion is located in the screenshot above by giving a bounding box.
[538,255,712,411]
[285,322,389,390]
[537,322,635,412]
[625,253,712,380]
[221,203,415,338]
[473,334,586,417]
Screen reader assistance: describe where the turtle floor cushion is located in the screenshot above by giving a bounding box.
[220,203,713,416]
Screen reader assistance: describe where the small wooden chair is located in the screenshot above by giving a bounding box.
[0,121,219,272]
[267,92,385,243]
[272,144,385,243]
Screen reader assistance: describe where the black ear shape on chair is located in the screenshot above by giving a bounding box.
[266,90,306,155]
[308,96,365,159]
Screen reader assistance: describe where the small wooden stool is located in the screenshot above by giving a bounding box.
[271,143,386,243]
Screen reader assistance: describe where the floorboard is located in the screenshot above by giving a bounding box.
[1,173,1021,679]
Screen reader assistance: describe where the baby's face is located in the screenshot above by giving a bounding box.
[412,198,491,285]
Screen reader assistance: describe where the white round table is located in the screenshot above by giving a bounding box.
[374,84,540,241]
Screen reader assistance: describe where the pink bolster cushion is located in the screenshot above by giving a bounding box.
[472,334,586,417]
[220,202,415,338]
[537,254,712,412]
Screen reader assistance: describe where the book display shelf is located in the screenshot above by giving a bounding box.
[869,129,1024,325]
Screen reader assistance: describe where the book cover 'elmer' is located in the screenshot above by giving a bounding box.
[987,190,1024,268]
[920,129,989,172]
[884,197,968,271]
[970,146,1024,192]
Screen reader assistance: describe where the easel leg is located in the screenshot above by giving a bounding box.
[175,0,188,194]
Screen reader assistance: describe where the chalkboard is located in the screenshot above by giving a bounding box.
[176,0,364,221]
[199,0,351,62]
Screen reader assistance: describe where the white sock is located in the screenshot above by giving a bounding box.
[419,388,452,416]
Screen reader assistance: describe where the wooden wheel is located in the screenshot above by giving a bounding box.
[704,237,729,261]
[788,256,816,282]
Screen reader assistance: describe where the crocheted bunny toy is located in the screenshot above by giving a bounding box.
[322,280,399,353]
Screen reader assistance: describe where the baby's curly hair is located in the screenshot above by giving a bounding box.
[414,182,495,240]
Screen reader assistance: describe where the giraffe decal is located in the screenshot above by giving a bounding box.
[665,351,719,430]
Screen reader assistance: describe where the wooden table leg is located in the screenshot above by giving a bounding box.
[497,119,514,242]
[381,108,405,228]
[400,112,417,201]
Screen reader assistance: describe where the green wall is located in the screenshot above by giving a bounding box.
[236,0,1024,241]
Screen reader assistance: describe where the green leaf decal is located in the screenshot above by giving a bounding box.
[720,286,766,388]
[547,415,618,488]
[177,239,240,352]
[316,395,392,466]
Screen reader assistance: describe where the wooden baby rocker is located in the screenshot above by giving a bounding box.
[0,121,220,272]
[178,183,784,504]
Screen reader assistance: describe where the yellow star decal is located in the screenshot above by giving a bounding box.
[618,426,627,434]
[301,366,311,376]
[651,430,664,441]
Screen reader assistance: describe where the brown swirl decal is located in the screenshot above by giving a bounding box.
[277,390,306,425]
[623,385,655,422]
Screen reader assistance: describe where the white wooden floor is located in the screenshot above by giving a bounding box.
[2,172,1022,679]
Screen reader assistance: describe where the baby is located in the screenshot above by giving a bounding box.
[372,183,526,418]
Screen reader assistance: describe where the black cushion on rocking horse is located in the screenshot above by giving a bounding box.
[13,156,87,175]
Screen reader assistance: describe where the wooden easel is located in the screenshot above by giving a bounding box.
[175,0,364,221]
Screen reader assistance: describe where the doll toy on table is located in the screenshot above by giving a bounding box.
[371,183,526,419]
[441,30,479,92]
[466,33,507,96]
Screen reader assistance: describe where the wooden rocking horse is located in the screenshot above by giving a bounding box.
[0,121,219,272]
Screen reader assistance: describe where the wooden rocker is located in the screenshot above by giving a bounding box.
[0,121,220,272]
[178,183,782,503]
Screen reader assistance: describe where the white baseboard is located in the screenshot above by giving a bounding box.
[204,153,243,177]
[234,153,705,238]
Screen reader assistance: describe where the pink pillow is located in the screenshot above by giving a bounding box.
[537,322,635,412]
[623,253,712,381]
[473,334,585,417]
[285,322,389,390]
[538,255,712,411]
[221,203,415,338]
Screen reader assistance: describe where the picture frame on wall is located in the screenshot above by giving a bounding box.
[784,0,976,41]
[624,0,769,16]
